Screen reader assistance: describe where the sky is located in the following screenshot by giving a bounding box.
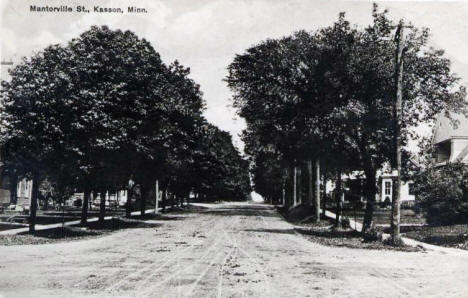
[2,0,468,151]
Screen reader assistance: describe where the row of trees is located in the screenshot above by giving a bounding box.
[0,26,251,232]
[226,5,466,244]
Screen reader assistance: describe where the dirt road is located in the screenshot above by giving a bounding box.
[1,202,468,297]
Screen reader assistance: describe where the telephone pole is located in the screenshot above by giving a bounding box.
[391,19,412,245]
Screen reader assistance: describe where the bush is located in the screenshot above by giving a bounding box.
[379,198,391,208]
[426,201,468,225]
[341,217,351,229]
[413,162,468,225]
[401,200,416,209]
[362,227,383,242]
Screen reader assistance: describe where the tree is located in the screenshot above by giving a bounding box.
[227,5,466,238]
[342,6,466,237]
[0,26,208,226]
[1,44,82,232]
[189,121,251,202]
[226,14,360,220]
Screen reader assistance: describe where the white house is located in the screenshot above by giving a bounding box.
[377,170,415,204]
[433,112,468,165]
[331,169,415,204]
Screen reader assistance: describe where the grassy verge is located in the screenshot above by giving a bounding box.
[0,217,160,246]
[295,219,423,252]
[401,224,468,250]
[278,205,423,252]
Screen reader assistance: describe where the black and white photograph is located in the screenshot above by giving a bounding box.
[1,0,468,297]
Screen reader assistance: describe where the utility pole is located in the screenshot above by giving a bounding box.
[155,180,159,214]
[391,19,412,245]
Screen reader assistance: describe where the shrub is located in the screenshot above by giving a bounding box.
[401,200,416,209]
[413,162,468,225]
[362,227,383,242]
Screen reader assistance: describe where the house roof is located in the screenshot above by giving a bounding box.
[432,112,468,144]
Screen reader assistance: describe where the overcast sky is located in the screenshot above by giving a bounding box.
[2,0,468,151]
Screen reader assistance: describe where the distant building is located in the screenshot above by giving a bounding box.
[337,169,415,205]
[16,179,32,210]
[432,112,468,165]
[0,175,11,206]
[74,190,128,208]
[0,146,12,207]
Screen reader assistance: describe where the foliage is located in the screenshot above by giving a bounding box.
[0,25,251,228]
[189,121,251,201]
[412,163,468,225]
[226,4,467,230]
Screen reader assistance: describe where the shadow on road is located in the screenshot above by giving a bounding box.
[296,228,361,239]
[129,213,186,221]
[79,218,161,231]
[243,228,296,235]
[201,204,278,218]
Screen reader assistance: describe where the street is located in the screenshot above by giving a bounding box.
[1,202,468,297]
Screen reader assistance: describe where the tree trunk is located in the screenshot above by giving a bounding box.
[297,166,302,205]
[161,189,167,212]
[140,184,147,218]
[9,176,18,205]
[282,178,286,206]
[322,174,327,217]
[335,170,342,227]
[293,166,297,206]
[125,187,133,218]
[81,189,91,225]
[362,169,377,233]
[307,160,313,206]
[99,191,106,224]
[43,194,49,211]
[155,180,159,214]
[89,193,92,211]
[315,159,321,222]
[284,167,291,207]
[29,174,39,233]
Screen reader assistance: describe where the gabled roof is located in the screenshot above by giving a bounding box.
[432,112,468,144]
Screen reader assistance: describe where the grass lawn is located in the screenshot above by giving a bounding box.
[401,224,468,249]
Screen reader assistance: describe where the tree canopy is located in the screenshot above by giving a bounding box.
[1,25,251,231]
[226,5,466,233]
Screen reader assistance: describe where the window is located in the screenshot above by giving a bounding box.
[385,181,391,195]
[408,183,415,195]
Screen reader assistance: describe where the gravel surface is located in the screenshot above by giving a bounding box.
[1,202,467,297]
